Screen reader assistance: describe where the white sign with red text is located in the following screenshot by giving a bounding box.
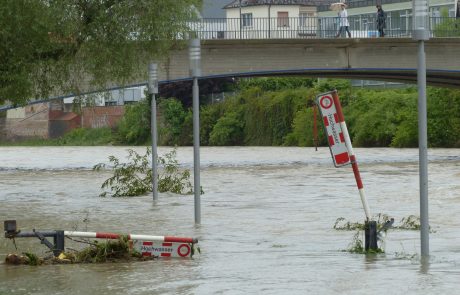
[316,93,351,167]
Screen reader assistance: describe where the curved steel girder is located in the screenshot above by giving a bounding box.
[185,68,460,89]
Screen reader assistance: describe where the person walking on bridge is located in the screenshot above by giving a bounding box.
[376,5,386,37]
[335,4,351,38]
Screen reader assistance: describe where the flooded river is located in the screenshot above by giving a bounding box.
[0,146,459,294]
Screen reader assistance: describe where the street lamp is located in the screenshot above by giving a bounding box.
[239,0,242,38]
[189,38,201,224]
[412,0,430,258]
[148,63,159,201]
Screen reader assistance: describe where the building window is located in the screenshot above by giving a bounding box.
[242,13,253,27]
[277,11,289,27]
[299,12,314,27]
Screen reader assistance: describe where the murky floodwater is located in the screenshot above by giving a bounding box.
[0,146,459,295]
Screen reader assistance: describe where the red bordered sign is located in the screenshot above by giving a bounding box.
[316,92,351,167]
[133,240,192,258]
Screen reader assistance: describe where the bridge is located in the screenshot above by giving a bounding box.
[161,38,460,88]
[3,16,460,111]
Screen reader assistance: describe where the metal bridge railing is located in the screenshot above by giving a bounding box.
[188,16,460,40]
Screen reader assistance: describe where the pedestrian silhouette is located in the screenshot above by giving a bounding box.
[376,5,386,37]
[336,4,351,38]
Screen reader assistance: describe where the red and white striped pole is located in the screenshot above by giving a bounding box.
[313,104,318,151]
[64,231,198,244]
[331,91,372,220]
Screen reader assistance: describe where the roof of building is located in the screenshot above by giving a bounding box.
[223,0,335,9]
[201,0,229,18]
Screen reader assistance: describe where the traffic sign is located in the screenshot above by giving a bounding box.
[133,240,193,258]
[316,92,351,167]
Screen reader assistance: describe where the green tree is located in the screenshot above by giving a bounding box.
[209,111,245,145]
[237,77,314,92]
[426,88,460,147]
[116,100,151,145]
[0,0,201,105]
[433,8,460,37]
[158,98,188,145]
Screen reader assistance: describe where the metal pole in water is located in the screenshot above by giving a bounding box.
[148,63,159,201]
[417,40,429,257]
[365,221,378,251]
[413,0,430,258]
[313,105,318,151]
[189,38,201,224]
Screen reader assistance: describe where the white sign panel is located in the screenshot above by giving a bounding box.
[316,92,351,167]
[133,240,192,258]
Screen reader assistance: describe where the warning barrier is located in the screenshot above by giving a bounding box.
[3,220,198,258]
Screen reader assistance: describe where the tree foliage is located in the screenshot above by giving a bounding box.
[155,78,460,148]
[433,8,460,37]
[93,148,198,197]
[0,0,201,105]
[158,98,189,145]
[116,99,151,145]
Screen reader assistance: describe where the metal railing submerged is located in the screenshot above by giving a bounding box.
[188,16,460,40]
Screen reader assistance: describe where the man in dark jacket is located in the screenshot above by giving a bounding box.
[376,5,386,37]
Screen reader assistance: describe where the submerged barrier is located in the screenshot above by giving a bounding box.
[4,220,198,258]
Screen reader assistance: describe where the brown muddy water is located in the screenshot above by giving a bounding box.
[0,146,459,295]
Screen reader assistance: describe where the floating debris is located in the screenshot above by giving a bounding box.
[5,238,157,266]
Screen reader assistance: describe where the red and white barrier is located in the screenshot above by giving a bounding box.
[64,231,197,244]
[316,90,372,220]
[64,231,198,257]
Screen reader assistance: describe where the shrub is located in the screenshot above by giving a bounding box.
[158,98,187,145]
[116,100,151,145]
[93,148,199,197]
[58,127,113,146]
[209,111,245,145]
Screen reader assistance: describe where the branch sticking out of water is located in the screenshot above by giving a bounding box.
[334,214,428,232]
[93,147,203,197]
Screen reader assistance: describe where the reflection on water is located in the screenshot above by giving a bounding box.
[0,147,459,295]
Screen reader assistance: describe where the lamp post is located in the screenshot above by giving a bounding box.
[189,38,201,224]
[239,0,242,38]
[148,63,159,201]
[412,0,430,258]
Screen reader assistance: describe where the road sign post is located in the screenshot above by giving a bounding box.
[316,90,372,221]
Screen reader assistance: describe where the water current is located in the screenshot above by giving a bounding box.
[0,146,459,295]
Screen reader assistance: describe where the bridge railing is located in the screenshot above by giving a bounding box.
[188,16,460,40]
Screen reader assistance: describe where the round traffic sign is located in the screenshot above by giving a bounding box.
[320,95,333,109]
[177,244,191,257]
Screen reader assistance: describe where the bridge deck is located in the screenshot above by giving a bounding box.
[160,38,460,88]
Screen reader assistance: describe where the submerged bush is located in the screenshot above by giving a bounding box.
[93,148,200,197]
[76,236,140,263]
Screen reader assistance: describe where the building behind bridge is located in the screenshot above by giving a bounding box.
[218,0,458,39]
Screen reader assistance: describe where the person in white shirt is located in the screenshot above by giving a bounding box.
[335,4,351,38]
